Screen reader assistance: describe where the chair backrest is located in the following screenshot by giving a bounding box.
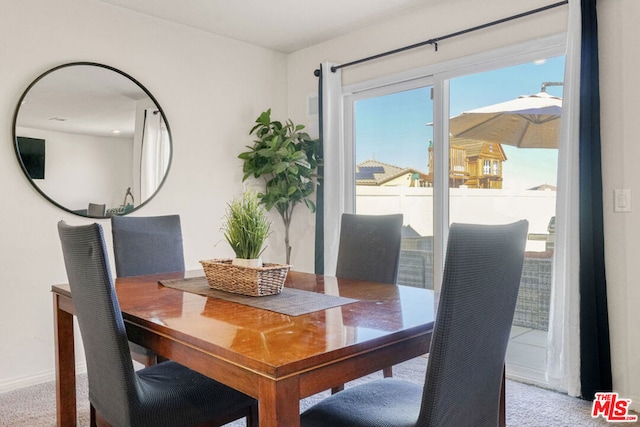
[88,203,106,217]
[57,221,138,424]
[417,220,528,427]
[335,213,403,284]
[111,214,185,278]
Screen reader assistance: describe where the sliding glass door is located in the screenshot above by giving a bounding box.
[345,51,566,386]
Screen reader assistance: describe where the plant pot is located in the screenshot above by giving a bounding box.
[232,258,263,268]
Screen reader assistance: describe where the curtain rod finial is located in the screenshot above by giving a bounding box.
[314,69,321,77]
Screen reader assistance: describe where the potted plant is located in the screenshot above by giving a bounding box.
[238,109,320,264]
[221,191,271,268]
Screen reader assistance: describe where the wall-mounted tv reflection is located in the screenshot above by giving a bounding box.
[17,137,45,180]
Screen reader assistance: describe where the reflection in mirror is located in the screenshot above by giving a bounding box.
[13,62,172,217]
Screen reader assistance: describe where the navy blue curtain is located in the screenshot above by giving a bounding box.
[314,65,325,274]
[578,0,612,399]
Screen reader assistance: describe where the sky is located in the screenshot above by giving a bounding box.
[355,55,565,190]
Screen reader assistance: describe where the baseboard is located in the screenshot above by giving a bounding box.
[629,394,640,413]
[506,369,640,416]
[0,363,87,394]
[506,364,551,390]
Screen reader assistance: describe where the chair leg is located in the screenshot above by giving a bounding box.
[331,384,345,394]
[90,404,97,427]
[130,350,158,367]
[246,401,259,427]
[332,366,392,394]
[383,365,393,378]
[91,406,112,427]
[499,365,506,427]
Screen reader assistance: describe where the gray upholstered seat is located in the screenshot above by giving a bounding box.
[336,213,403,285]
[111,214,185,366]
[302,220,529,427]
[111,214,185,278]
[57,221,258,427]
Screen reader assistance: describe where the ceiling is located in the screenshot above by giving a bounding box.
[18,0,439,138]
[17,64,150,138]
[95,0,433,53]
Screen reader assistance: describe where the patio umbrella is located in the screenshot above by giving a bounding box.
[448,91,562,148]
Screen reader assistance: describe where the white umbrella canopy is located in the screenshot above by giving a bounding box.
[448,91,562,148]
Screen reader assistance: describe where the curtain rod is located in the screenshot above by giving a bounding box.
[326,0,568,73]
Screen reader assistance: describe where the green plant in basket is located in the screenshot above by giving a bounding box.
[222,191,272,267]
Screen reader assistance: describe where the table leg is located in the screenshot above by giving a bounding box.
[258,376,300,427]
[53,294,76,427]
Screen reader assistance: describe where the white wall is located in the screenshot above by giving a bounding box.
[286,0,640,409]
[598,0,640,411]
[0,0,287,390]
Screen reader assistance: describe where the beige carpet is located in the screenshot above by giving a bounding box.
[0,356,616,426]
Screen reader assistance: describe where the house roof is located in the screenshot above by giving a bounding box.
[450,137,486,157]
[528,183,557,191]
[450,137,506,159]
[402,224,422,238]
[355,159,428,186]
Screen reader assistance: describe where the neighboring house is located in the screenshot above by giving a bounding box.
[355,159,430,187]
[426,137,507,189]
[528,183,557,191]
[357,137,507,189]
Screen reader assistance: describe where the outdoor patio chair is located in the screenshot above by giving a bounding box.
[57,221,258,427]
[301,220,529,426]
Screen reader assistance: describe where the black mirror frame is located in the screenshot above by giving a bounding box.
[12,62,173,218]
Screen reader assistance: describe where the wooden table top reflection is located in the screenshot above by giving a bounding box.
[52,270,435,427]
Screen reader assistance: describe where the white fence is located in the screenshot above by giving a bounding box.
[356,186,557,252]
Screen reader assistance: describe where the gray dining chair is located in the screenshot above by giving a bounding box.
[336,213,404,285]
[301,220,529,427]
[57,221,258,427]
[111,214,185,367]
[87,203,106,217]
[333,213,403,392]
[111,214,185,278]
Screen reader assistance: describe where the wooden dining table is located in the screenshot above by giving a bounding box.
[52,270,435,427]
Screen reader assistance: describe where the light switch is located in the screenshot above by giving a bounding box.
[614,189,632,212]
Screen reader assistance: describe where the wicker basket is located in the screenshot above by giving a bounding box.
[199,259,290,297]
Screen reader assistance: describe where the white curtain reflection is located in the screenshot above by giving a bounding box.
[140,109,170,201]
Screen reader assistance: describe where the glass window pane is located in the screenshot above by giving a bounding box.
[449,55,565,382]
[354,86,434,289]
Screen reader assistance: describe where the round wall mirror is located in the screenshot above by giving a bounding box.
[13,62,172,218]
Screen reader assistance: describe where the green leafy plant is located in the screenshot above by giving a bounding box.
[222,191,271,260]
[238,109,320,264]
